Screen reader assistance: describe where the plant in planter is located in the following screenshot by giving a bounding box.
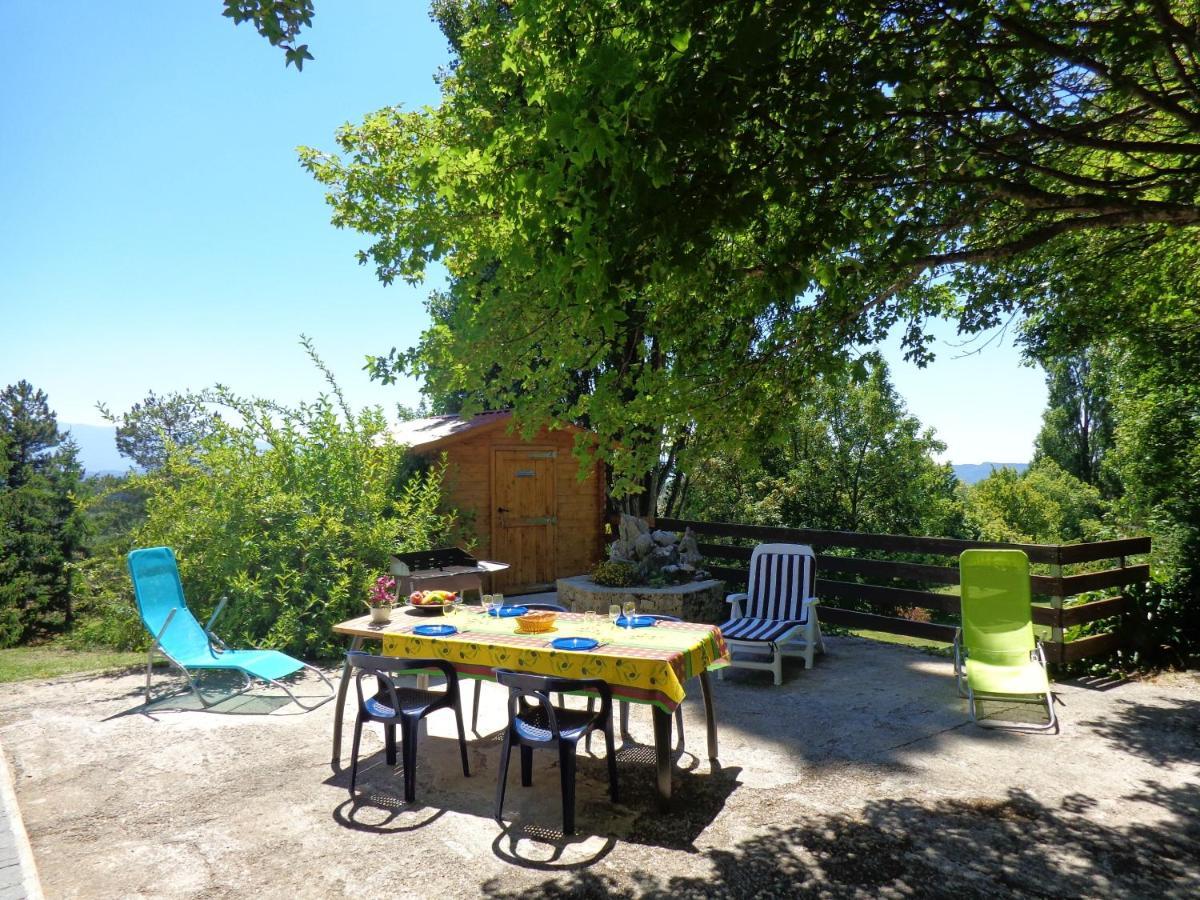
[366,575,398,623]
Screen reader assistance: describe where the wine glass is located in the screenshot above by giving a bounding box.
[494,593,505,613]
[608,604,621,634]
[623,600,636,630]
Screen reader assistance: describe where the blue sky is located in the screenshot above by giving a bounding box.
[0,2,1045,464]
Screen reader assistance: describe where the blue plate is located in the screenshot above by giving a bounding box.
[551,636,600,651]
[413,624,458,637]
[488,606,528,618]
[615,615,655,628]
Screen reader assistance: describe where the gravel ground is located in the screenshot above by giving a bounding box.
[0,636,1196,899]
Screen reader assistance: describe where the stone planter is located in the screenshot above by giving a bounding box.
[555,576,727,624]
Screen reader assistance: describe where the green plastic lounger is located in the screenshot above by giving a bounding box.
[128,547,334,709]
[955,549,1058,732]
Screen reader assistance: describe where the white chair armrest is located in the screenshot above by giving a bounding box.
[725,592,747,619]
[802,595,819,607]
[725,592,748,604]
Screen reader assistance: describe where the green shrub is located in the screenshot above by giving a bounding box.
[71,347,455,658]
[591,560,638,588]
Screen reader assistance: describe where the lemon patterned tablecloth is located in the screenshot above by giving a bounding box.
[379,610,729,713]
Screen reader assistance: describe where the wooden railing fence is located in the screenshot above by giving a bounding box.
[656,518,1151,665]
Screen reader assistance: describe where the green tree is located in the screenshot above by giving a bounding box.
[100,391,219,471]
[963,460,1104,544]
[1033,348,1117,494]
[677,359,962,537]
[0,381,85,645]
[299,0,1200,498]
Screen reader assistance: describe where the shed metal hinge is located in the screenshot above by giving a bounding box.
[521,516,558,526]
[527,451,557,459]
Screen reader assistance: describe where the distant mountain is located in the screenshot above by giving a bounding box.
[952,462,1029,485]
[61,423,132,478]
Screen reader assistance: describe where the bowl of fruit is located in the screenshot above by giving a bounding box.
[406,589,461,615]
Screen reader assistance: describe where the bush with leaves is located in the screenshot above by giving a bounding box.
[72,346,454,658]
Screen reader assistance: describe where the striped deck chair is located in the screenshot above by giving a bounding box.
[719,543,824,685]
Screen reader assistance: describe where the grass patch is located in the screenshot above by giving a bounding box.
[850,629,953,656]
[0,647,147,683]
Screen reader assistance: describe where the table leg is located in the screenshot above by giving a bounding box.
[652,705,673,809]
[331,636,364,766]
[699,670,720,766]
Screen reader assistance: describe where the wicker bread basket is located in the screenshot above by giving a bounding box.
[515,610,557,633]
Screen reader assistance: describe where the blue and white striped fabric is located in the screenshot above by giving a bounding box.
[721,545,816,644]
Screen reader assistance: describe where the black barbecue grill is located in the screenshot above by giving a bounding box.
[389,548,509,599]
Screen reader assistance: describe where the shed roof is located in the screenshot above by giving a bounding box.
[383,410,515,451]
[384,410,593,453]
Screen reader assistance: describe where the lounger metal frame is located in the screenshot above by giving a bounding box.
[953,630,1058,733]
[143,598,335,710]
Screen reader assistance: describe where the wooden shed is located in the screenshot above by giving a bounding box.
[386,411,607,594]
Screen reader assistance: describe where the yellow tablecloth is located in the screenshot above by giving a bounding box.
[380,610,729,713]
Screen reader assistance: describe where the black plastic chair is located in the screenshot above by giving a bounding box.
[493,669,617,835]
[586,614,685,752]
[470,600,569,732]
[347,652,470,802]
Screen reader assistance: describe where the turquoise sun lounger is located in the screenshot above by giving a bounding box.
[128,546,334,709]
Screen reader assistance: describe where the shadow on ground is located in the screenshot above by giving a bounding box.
[1084,694,1200,767]
[476,780,1200,898]
[326,728,742,866]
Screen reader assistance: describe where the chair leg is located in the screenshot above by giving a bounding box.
[804,624,815,669]
[604,721,618,802]
[385,722,398,766]
[558,742,577,836]
[494,729,512,821]
[472,680,481,733]
[348,716,364,796]
[520,745,533,787]
[401,717,418,803]
[772,649,783,686]
[585,697,595,752]
[453,699,471,777]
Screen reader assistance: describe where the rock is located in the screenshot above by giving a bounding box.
[609,539,631,562]
[633,533,654,558]
[652,530,677,546]
[678,527,703,566]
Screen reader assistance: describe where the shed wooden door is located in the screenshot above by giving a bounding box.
[491,448,557,591]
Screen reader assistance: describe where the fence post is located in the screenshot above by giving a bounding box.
[1049,545,1064,648]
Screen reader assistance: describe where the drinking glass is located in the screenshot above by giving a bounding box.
[482,594,495,616]
[583,610,598,636]
[494,593,505,612]
[608,604,621,634]
[623,600,636,630]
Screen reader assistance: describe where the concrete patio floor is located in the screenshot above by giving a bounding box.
[0,636,1196,899]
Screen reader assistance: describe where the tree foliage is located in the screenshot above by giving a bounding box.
[0,382,84,646]
[71,349,455,657]
[963,459,1103,544]
[1032,347,1116,493]
[99,391,220,471]
[223,0,314,69]
[676,359,962,537]
[299,0,1200,497]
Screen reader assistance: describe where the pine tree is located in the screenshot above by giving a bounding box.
[0,382,85,644]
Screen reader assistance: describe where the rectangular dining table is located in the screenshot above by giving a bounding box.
[331,607,729,805]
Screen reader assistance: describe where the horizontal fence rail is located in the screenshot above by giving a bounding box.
[658,518,1151,666]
